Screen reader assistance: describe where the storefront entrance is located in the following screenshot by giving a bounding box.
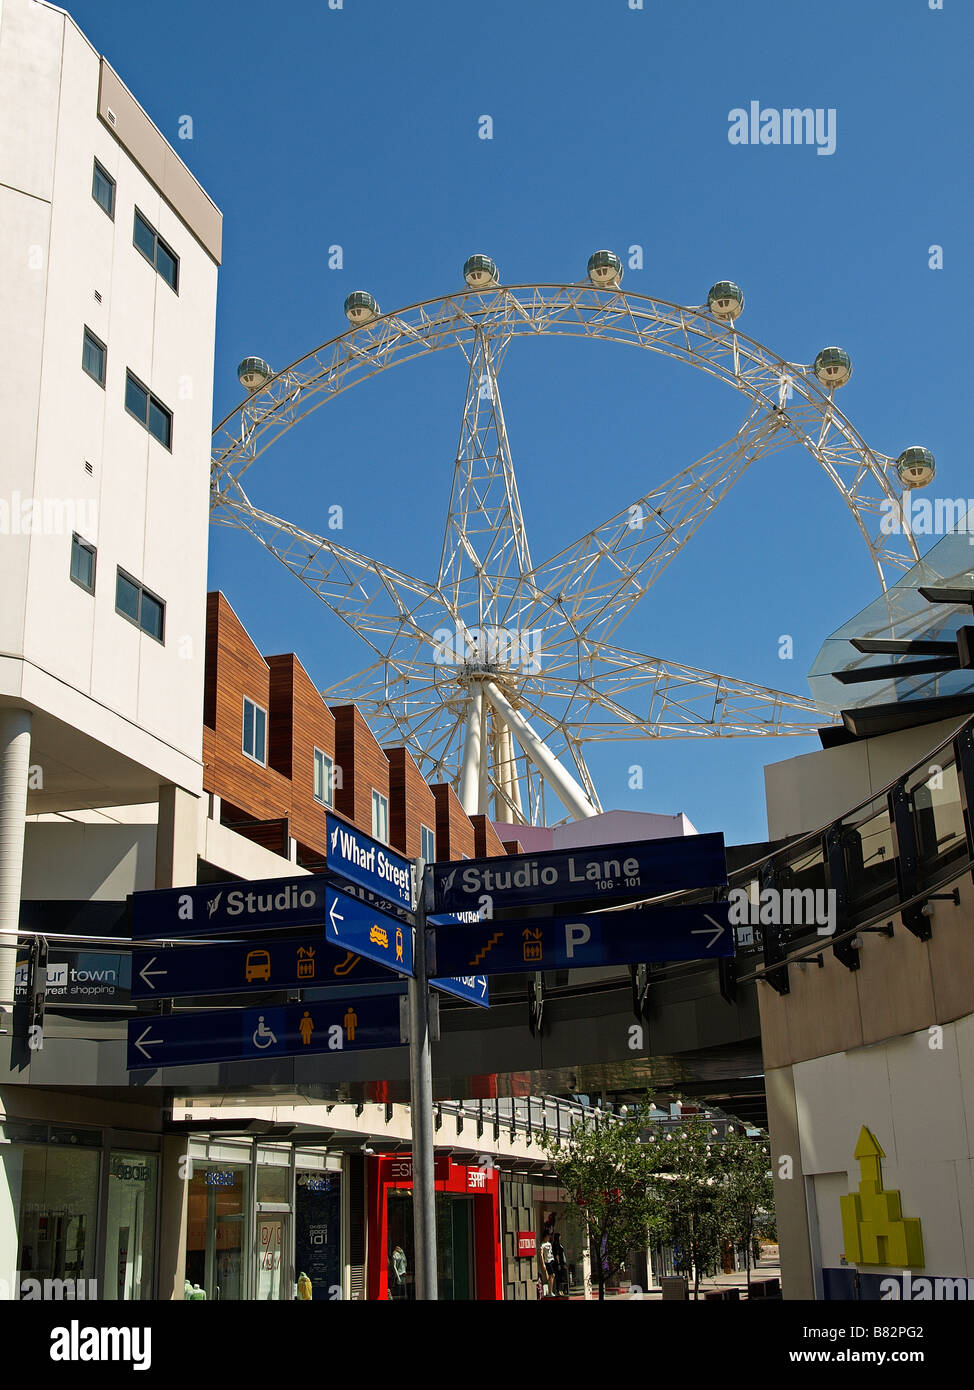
[368,1154,501,1301]
[182,1139,343,1300]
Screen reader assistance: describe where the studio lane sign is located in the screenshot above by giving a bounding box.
[127,995,403,1069]
[431,902,733,976]
[429,831,727,915]
[325,814,413,911]
[131,874,328,940]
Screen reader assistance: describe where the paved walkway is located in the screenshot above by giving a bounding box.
[540,1257,782,1301]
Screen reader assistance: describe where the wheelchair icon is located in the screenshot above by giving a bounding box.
[252,1015,278,1049]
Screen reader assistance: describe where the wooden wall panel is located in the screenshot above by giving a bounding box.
[268,652,336,854]
[471,814,506,859]
[431,783,476,862]
[203,592,507,871]
[330,705,391,839]
[201,592,291,821]
[386,747,437,860]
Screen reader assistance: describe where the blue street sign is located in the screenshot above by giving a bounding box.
[325,885,413,976]
[326,814,413,910]
[127,996,403,1069]
[132,874,328,940]
[430,974,489,1007]
[131,936,395,1001]
[431,902,733,976]
[429,832,727,915]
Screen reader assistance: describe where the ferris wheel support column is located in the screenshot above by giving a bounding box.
[458,687,486,816]
[482,681,597,821]
[494,718,524,824]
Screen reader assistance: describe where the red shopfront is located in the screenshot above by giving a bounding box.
[367,1155,503,1301]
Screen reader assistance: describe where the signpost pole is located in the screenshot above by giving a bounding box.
[407,858,437,1300]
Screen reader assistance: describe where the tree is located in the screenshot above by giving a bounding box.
[541,1111,660,1300]
[720,1128,776,1290]
[644,1122,727,1299]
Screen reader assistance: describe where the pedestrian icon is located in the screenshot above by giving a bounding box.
[299,1011,314,1046]
[296,946,316,979]
[343,1006,358,1042]
[253,1015,278,1049]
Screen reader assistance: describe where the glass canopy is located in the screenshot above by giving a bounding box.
[809,509,974,712]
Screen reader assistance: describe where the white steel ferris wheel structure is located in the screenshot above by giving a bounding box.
[211,253,931,828]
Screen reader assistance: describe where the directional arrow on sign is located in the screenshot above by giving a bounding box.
[431,902,733,977]
[132,1024,165,1061]
[137,957,168,992]
[691,916,727,951]
[127,996,404,1070]
[324,885,414,977]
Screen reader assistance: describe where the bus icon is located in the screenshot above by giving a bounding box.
[245,949,271,983]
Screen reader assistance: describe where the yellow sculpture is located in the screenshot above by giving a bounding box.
[840,1126,923,1267]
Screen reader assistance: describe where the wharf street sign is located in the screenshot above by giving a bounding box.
[429,973,489,1006]
[431,901,733,976]
[325,885,413,976]
[325,814,413,910]
[131,874,329,940]
[127,995,403,1069]
[429,832,727,915]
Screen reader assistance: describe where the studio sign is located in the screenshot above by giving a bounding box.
[177,883,320,921]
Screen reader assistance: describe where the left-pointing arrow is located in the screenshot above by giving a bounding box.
[134,1025,164,1060]
[328,899,344,935]
[138,957,167,991]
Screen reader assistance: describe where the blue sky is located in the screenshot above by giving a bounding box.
[68,0,969,844]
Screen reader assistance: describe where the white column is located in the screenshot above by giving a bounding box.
[481,682,597,820]
[458,687,485,815]
[0,708,32,1014]
[496,719,524,823]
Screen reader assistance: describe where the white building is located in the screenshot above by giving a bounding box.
[0,0,221,1011]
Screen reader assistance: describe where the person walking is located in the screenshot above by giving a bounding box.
[540,1232,556,1297]
[552,1233,569,1298]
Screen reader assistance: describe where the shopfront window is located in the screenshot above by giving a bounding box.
[385,1189,475,1300]
[255,1158,292,1300]
[105,1152,157,1300]
[387,1190,414,1300]
[295,1170,341,1300]
[0,1139,99,1297]
[185,1164,250,1300]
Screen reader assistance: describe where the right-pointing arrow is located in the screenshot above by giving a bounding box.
[691,915,725,951]
[134,1025,164,1060]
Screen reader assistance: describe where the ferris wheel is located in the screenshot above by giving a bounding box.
[210,252,933,827]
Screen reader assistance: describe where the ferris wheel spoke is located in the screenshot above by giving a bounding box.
[212,494,455,659]
[437,326,532,617]
[513,406,791,644]
[549,644,830,738]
